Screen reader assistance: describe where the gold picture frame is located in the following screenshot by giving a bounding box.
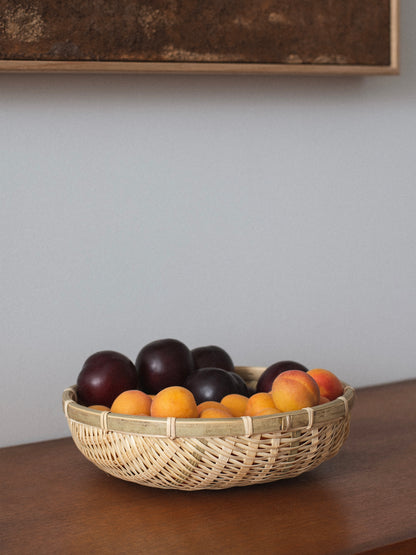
[0,0,399,75]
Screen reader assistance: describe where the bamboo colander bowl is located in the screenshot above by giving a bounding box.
[62,366,355,491]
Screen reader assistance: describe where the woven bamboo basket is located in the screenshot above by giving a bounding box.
[63,366,355,491]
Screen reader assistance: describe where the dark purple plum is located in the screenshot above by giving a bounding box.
[229,371,249,396]
[184,367,238,404]
[76,350,138,407]
[135,338,194,394]
[256,360,309,393]
[191,345,235,373]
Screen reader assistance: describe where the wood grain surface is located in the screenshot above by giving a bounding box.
[0,0,394,66]
[1,379,415,555]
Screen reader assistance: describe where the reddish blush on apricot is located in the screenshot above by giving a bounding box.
[272,370,320,412]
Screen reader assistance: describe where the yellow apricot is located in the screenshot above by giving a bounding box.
[151,386,198,418]
[197,401,225,415]
[307,369,344,401]
[245,392,276,416]
[200,407,233,419]
[272,370,320,412]
[254,407,281,416]
[111,390,152,416]
[221,394,248,417]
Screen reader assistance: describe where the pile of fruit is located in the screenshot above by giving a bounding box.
[76,339,345,419]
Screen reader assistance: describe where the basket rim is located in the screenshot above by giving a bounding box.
[62,366,355,438]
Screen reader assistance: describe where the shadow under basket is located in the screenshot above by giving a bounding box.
[62,366,355,491]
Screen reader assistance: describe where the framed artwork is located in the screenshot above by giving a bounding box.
[0,0,399,74]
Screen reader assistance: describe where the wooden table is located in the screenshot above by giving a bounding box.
[1,380,415,555]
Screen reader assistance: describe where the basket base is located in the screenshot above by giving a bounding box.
[68,416,350,490]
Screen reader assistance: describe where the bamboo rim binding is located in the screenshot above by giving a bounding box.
[63,367,355,438]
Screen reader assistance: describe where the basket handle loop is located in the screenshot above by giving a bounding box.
[63,387,77,418]
[340,394,350,415]
[166,417,177,439]
[63,399,73,418]
[341,385,356,415]
[241,415,253,437]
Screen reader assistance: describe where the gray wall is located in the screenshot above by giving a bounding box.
[1,3,415,447]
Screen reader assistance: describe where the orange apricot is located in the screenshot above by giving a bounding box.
[200,407,233,419]
[151,386,198,418]
[272,370,320,412]
[110,390,152,416]
[221,394,248,417]
[254,407,281,416]
[88,404,110,411]
[197,401,225,416]
[319,396,330,405]
[307,369,344,401]
[245,392,276,416]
